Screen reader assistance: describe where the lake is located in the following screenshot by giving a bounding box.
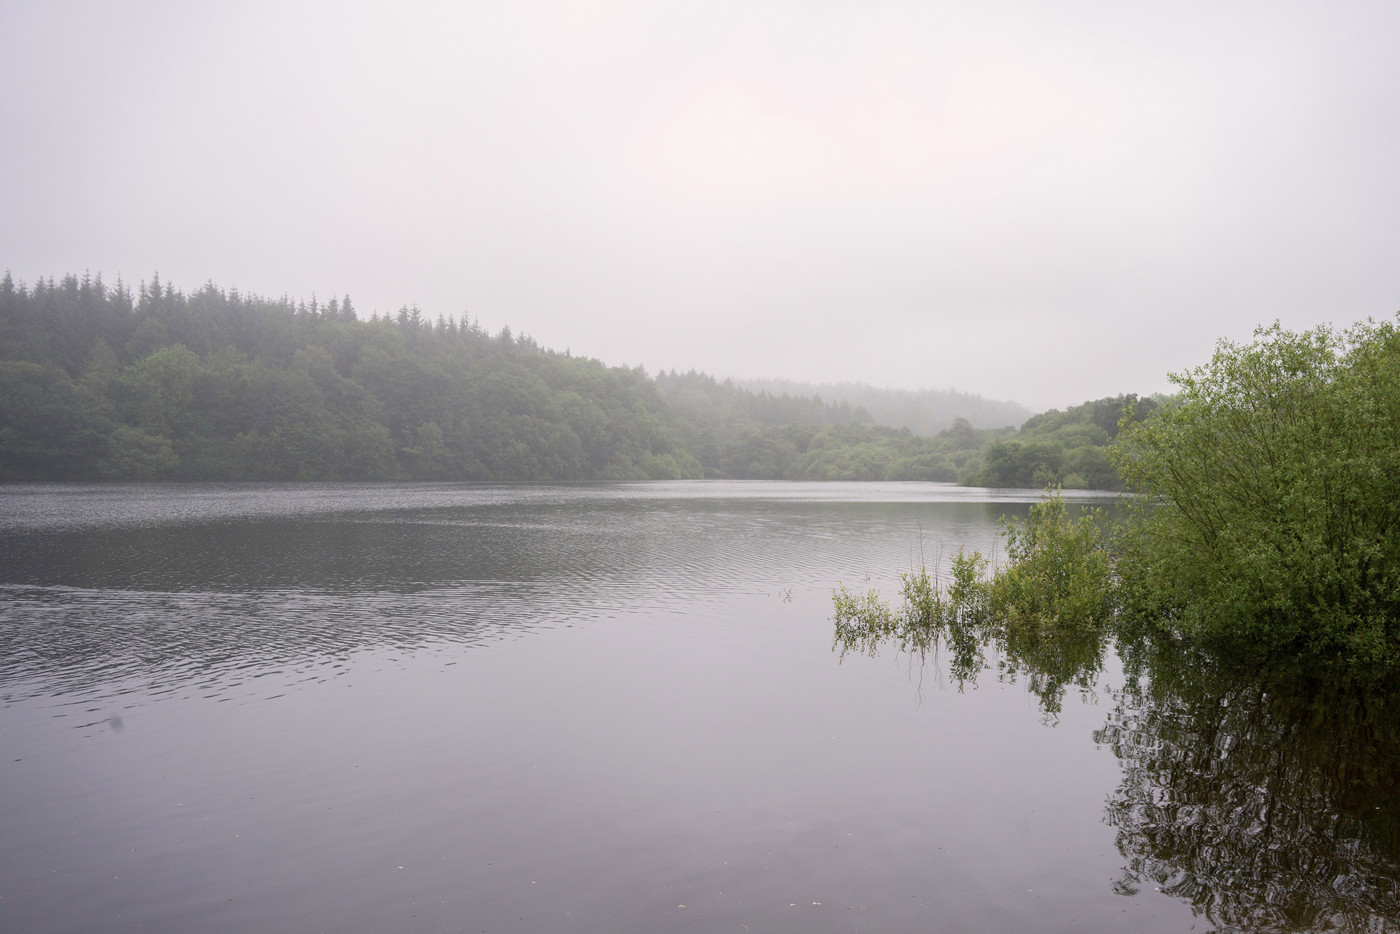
[1,482,1395,933]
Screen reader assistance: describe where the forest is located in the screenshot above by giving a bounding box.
[0,271,1142,486]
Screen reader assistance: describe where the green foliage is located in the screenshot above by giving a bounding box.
[987,489,1114,636]
[967,394,1158,490]
[833,490,1115,711]
[0,273,701,482]
[840,319,1400,675]
[99,425,179,479]
[0,360,107,478]
[948,548,989,614]
[972,437,1064,489]
[831,583,898,656]
[1113,319,1400,664]
[1,270,1150,489]
[834,559,991,685]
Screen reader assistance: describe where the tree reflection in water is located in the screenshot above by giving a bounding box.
[833,604,1400,931]
[1100,643,1400,932]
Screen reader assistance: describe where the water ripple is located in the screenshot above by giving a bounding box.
[0,482,1113,705]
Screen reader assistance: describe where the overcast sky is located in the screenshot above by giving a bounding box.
[2,1,1397,409]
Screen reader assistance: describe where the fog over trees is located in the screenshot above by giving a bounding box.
[1,271,1141,487]
[735,379,1031,433]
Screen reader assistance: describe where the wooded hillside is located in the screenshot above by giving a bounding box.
[0,271,1143,487]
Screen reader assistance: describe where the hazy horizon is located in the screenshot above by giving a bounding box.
[4,1,1397,410]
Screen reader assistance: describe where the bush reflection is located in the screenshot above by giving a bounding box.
[833,603,1400,932]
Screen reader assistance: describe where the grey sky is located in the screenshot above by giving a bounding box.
[3,1,1397,409]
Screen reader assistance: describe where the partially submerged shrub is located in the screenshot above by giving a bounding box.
[987,489,1114,637]
[832,583,898,657]
[948,548,989,618]
[832,489,1114,709]
[1112,318,1400,665]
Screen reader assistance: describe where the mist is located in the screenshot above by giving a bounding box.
[3,0,1397,409]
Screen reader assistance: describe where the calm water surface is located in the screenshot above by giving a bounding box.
[1,482,1390,933]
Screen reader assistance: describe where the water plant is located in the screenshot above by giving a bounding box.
[833,487,1114,711]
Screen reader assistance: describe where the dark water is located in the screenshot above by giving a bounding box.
[1,482,1394,933]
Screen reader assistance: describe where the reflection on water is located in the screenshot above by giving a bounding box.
[0,481,1039,707]
[10,480,1350,934]
[834,602,1400,932]
[12,481,1169,934]
[1101,647,1400,932]
[833,579,1110,719]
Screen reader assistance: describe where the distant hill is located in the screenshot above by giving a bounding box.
[733,379,1031,435]
[0,270,1137,489]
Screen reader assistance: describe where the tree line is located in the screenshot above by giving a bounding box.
[659,367,1157,487]
[0,271,1144,486]
[0,272,698,481]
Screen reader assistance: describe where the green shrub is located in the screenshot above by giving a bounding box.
[987,489,1114,636]
[832,584,898,657]
[831,491,1114,705]
[1112,319,1400,664]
